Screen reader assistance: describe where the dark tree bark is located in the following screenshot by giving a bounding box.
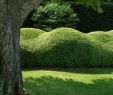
[0,0,42,95]
[22,0,43,22]
[0,0,23,95]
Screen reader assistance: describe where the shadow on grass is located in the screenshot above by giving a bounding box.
[55,68,113,74]
[23,68,113,74]
[24,76,113,95]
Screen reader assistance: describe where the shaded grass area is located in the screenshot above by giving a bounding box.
[23,68,113,95]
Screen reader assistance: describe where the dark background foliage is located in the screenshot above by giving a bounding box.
[22,1,113,32]
[73,3,113,32]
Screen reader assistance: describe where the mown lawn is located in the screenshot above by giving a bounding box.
[23,68,113,95]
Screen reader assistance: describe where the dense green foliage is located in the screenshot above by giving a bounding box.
[41,0,102,11]
[23,0,113,32]
[20,28,113,67]
[31,2,78,31]
[23,69,113,95]
[73,3,113,32]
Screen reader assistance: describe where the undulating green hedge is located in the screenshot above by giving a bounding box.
[20,28,113,67]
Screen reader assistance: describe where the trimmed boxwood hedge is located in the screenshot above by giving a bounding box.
[20,28,113,67]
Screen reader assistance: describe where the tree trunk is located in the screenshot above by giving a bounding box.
[0,0,23,95]
[0,0,43,94]
[22,0,43,23]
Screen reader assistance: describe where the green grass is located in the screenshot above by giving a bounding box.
[23,68,113,95]
[20,28,113,67]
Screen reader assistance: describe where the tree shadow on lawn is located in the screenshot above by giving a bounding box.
[24,76,113,95]
[23,68,113,74]
[51,68,113,74]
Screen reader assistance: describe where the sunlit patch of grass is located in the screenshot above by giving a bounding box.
[23,68,113,95]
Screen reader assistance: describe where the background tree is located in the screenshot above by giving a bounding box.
[31,2,79,31]
[23,0,103,31]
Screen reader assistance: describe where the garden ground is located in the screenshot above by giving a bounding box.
[23,68,113,95]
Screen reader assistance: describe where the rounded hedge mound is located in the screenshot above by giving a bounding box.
[20,28,45,40]
[20,28,113,67]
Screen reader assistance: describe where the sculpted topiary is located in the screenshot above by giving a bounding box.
[20,28,113,67]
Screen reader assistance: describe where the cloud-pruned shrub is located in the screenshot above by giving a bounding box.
[20,28,113,67]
